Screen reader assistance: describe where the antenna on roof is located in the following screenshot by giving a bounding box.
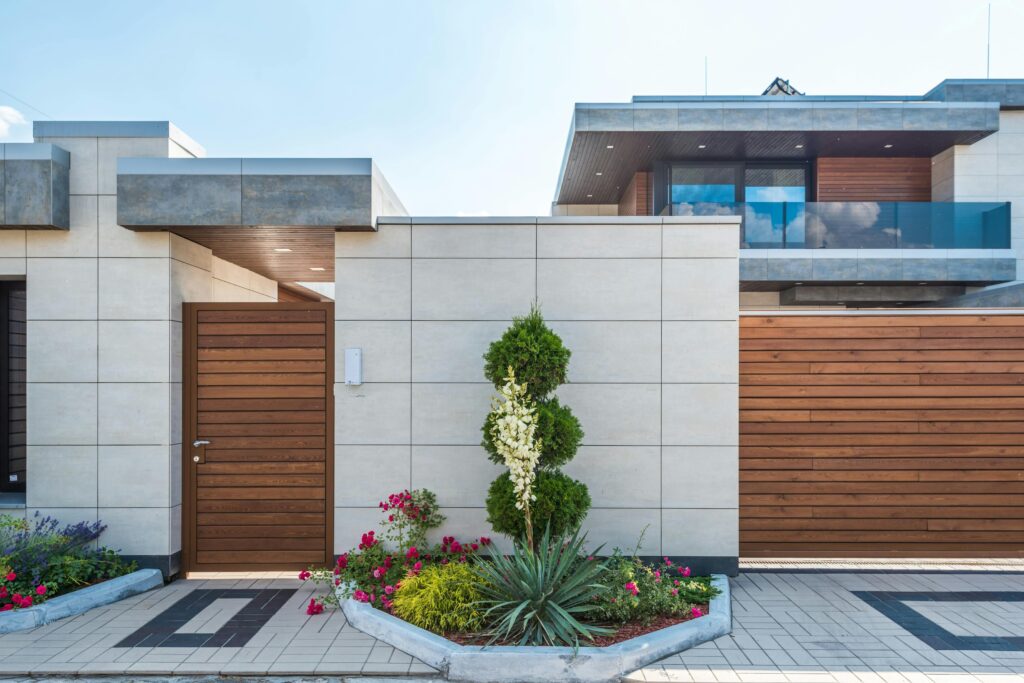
[986,2,992,78]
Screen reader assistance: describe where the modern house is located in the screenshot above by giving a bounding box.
[0,78,1021,578]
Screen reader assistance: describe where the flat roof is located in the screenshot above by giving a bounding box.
[555,79,1023,206]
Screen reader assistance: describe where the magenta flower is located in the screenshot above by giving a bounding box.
[691,606,703,618]
[298,570,311,581]
[624,581,639,597]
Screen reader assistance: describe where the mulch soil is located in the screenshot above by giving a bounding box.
[443,603,710,647]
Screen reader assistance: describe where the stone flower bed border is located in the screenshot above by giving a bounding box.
[0,568,163,634]
[340,574,731,683]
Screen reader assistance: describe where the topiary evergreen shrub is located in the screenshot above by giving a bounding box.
[485,470,591,539]
[482,305,590,541]
[482,396,583,470]
[482,306,570,398]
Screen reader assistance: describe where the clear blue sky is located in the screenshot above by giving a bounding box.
[1,0,1022,216]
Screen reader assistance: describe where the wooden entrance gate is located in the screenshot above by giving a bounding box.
[740,314,1024,558]
[182,303,333,572]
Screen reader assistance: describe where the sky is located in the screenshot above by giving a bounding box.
[1,0,1023,216]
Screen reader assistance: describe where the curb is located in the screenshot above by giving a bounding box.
[342,574,731,683]
[0,568,163,633]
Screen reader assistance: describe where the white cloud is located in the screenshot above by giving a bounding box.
[0,106,27,138]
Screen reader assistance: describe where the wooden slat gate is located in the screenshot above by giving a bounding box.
[182,303,334,572]
[740,314,1024,558]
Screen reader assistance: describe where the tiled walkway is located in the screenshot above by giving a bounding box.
[0,569,1022,681]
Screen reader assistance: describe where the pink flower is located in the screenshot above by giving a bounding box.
[479,536,491,546]
[671,588,679,597]
[337,554,349,569]
[680,566,691,577]
[35,585,46,596]
[353,590,370,603]
[306,598,324,615]
[406,547,419,560]
[384,585,395,595]
[4,572,14,582]
[411,561,423,574]
[624,581,639,597]
[691,606,703,618]
[0,604,11,612]
[664,557,673,566]
[298,570,311,581]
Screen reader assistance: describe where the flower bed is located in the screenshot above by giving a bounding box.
[300,308,733,680]
[0,513,136,613]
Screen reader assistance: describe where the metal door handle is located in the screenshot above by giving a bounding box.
[193,439,211,447]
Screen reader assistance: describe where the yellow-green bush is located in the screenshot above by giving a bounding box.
[391,562,485,634]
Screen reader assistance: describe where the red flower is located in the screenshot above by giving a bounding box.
[4,572,14,582]
[0,605,11,612]
[691,606,703,618]
[336,554,348,569]
[35,585,46,596]
[298,570,311,581]
[406,547,419,560]
[306,598,324,616]
[479,536,491,546]
[0,586,7,598]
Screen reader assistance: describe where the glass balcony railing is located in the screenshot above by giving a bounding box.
[665,201,1011,249]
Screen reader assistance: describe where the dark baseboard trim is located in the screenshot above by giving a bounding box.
[742,567,1024,575]
[639,555,738,577]
[123,552,180,580]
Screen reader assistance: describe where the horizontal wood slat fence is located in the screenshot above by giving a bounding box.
[740,314,1024,558]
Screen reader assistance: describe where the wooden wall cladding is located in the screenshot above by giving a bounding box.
[815,158,932,202]
[740,314,1024,558]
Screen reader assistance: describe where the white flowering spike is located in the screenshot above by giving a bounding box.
[488,366,543,548]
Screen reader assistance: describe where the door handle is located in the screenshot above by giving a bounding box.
[192,439,211,465]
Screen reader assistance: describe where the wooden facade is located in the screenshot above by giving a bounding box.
[182,302,334,571]
[815,157,932,202]
[740,314,1024,558]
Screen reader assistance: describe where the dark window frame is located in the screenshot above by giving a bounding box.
[0,282,25,494]
[655,159,815,213]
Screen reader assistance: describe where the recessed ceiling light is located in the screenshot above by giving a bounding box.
[795,282,803,285]
[795,144,804,149]
[698,144,707,149]
[596,172,603,176]
[274,248,292,253]
[586,194,593,198]
[856,282,864,285]
[606,145,614,149]
[309,267,326,271]
[884,144,893,149]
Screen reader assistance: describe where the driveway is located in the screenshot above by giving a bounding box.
[0,569,1020,681]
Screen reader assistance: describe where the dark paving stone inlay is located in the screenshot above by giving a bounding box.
[116,588,297,648]
[853,590,1024,652]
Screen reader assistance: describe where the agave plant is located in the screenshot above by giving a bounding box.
[471,526,613,646]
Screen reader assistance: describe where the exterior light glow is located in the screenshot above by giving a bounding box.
[884,144,893,148]
[596,172,602,176]
[795,144,804,149]
[310,267,326,271]
[606,145,614,149]
[274,248,292,252]
[698,144,707,149]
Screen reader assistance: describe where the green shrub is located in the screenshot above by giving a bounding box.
[592,554,721,625]
[482,397,583,469]
[482,306,569,398]
[391,562,485,634]
[486,470,590,539]
[472,526,612,646]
